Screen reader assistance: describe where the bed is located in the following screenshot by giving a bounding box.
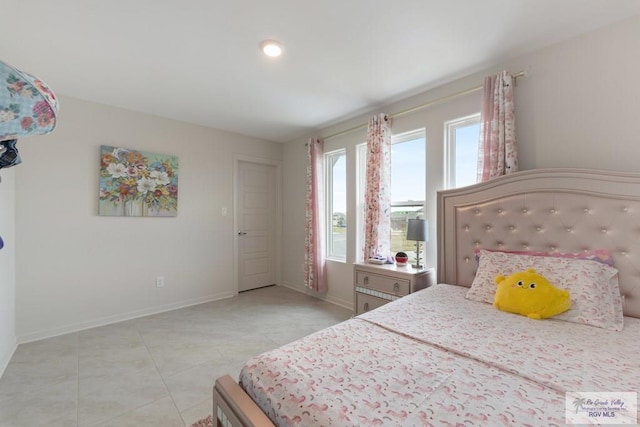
[213,168,640,426]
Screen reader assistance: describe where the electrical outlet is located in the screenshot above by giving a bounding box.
[156,276,165,288]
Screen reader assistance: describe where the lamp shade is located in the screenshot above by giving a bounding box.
[0,60,58,142]
[406,218,428,242]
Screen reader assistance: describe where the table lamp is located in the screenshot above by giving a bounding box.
[406,218,428,269]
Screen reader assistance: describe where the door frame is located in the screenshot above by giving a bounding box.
[233,154,283,293]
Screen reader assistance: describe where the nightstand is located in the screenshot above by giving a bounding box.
[353,262,435,315]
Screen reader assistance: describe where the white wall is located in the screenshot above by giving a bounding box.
[281,15,640,308]
[514,15,640,169]
[0,167,16,375]
[9,15,640,339]
[15,96,282,342]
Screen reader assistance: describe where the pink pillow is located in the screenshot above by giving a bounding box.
[467,250,624,331]
[473,248,614,266]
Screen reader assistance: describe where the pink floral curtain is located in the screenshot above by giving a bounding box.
[304,138,327,293]
[477,70,518,182]
[363,114,392,260]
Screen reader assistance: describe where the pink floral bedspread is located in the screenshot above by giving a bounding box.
[239,285,640,426]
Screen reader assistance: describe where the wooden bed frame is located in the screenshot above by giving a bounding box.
[213,168,640,427]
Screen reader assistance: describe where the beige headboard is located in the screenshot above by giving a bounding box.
[437,168,640,318]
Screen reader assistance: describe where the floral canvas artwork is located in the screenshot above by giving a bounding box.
[99,145,178,217]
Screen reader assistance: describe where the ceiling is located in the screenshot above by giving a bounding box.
[3,1,639,143]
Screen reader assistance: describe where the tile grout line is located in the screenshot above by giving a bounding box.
[83,327,184,427]
[138,324,189,426]
[1,287,352,426]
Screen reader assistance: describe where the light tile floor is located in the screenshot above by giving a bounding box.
[0,286,352,427]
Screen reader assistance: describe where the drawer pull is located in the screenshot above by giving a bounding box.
[364,302,369,312]
[393,282,400,293]
[363,276,369,285]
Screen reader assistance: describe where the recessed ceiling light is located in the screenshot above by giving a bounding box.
[260,40,283,57]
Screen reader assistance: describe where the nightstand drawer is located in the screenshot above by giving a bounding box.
[355,271,410,296]
[353,263,434,316]
[355,293,388,314]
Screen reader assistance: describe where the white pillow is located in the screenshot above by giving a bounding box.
[467,250,624,331]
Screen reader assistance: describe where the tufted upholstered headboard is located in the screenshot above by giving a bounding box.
[437,168,640,318]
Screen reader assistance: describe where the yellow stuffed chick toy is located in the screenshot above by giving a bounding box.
[494,268,571,320]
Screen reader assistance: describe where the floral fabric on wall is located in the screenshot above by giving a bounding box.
[0,59,58,142]
[99,145,178,217]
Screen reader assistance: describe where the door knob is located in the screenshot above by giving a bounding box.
[238,231,247,235]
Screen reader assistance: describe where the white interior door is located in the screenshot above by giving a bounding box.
[237,161,276,292]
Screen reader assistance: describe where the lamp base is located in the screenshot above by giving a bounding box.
[412,241,423,270]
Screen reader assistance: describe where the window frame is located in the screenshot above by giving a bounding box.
[325,148,347,261]
[444,113,481,189]
[389,129,426,255]
[356,143,367,260]
[390,129,426,208]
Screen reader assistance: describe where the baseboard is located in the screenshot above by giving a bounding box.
[322,294,353,311]
[0,340,17,380]
[279,281,353,311]
[278,281,307,294]
[17,290,236,344]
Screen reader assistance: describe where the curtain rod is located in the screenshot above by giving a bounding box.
[321,70,525,142]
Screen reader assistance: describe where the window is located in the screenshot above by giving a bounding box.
[389,130,426,254]
[325,149,346,260]
[445,114,480,188]
[358,129,426,258]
